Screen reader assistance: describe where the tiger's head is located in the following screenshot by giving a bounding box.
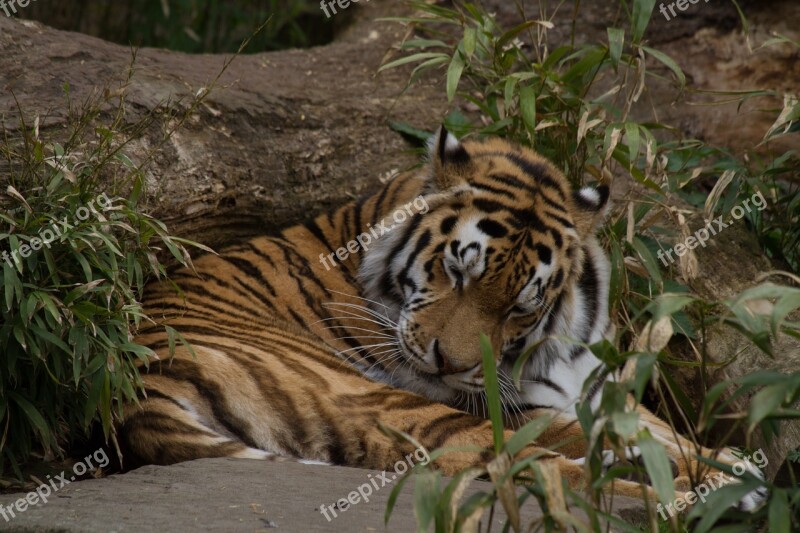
[358,127,611,407]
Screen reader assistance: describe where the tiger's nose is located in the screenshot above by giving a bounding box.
[433,339,481,375]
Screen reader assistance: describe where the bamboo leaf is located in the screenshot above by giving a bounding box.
[446,50,466,102]
[379,52,449,72]
[636,428,674,506]
[642,45,686,88]
[607,28,625,67]
[480,333,505,455]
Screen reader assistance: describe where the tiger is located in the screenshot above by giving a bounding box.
[123,127,766,508]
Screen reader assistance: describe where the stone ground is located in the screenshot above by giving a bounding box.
[0,458,648,532]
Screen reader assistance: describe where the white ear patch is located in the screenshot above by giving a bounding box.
[578,187,601,207]
[442,131,460,152]
[428,127,461,160]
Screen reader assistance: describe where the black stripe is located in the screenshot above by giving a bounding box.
[532,377,567,396]
[504,154,565,199]
[487,172,536,196]
[225,255,279,300]
[302,218,335,253]
[477,218,508,238]
[142,388,189,411]
[378,213,424,299]
[123,411,219,439]
[149,359,260,449]
[472,180,519,199]
[577,250,598,342]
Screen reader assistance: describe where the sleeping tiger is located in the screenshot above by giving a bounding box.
[124,127,765,507]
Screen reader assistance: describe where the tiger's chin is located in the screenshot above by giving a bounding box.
[441,375,485,393]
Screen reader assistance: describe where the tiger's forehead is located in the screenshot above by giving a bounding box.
[438,195,573,298]
[461,138,571,202]
[432,138,579,299]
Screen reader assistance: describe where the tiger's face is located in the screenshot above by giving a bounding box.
[359,128,609,403]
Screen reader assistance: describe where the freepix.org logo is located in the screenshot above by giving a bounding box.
[319,0,369,19]
[657,190,766,267]
[1,192,114,268]
[0,0,37,18]
[318,446,430,522]
[656,449,768,520]
[0,448,110,523]
[318,195,429,271]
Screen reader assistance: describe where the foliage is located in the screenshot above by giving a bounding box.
[0,53,222,479]
[381,0,800,531]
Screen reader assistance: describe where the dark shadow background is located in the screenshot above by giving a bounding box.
[16,0,341,52]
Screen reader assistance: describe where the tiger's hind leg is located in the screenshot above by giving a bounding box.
[119,395,275,469]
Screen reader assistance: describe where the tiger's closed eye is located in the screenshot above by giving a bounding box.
[507,304,531,318]
[443,259,464,289]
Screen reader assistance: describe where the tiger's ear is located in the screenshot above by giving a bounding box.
[571,184,610,237]
[428,125,472,189]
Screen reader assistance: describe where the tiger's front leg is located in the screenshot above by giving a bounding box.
[513,403,767,509]
[345,387,660,501]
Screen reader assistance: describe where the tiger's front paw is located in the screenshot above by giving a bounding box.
[681,449,769,513]
[719,450,768,512]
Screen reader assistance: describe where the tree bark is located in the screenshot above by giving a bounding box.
[0,1,442,249]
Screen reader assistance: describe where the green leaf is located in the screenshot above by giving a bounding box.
[632,236,663,287]
[480,333,505,455]
[30,324,71,354]
[400,38,449,50]
[768,488,791,533]
[631,0,657,43]
[625,122,641,165]
[748,382,789,431]
[413,470,440,531]
[446,50,466,102]
[496,20,540,50]
[119,342,156,358]
[510,337,547,390]
[101,368,112,436]
[607,28,625,68]
[388,121,432,146]
[519,85,537,137]
[612,411,640,440]
[37,292,63,325]
[641,45,686,89]
[688,482,764,533]
[379,52,449,72]
[463,27,477,59]
[504,77,518,112]
[9,392,52,446]
[384,465,414,526]
[3,262,17,312]
[650,292,697,325]
[409,56,450,84]
[505,414,552,456]
[636,428,674,506]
